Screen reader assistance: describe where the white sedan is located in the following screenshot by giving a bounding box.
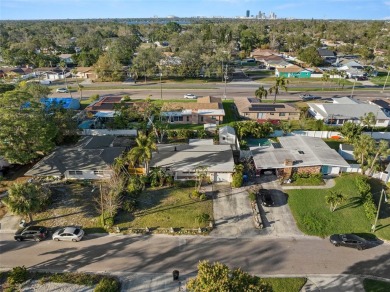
[184,93,197,99]
[56,88,69,93]
[52,227,85,242]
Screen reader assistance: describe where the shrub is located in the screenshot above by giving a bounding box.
[363,196,377,220]
[100,214,114,227]
[355,176,371,198]
[199,193,207,201]
[232,172,243,188]
[248,191,256,202]
[174,180,196,188]
[122,200,136,213]
[94,277,121,292]
[7,266,29,285]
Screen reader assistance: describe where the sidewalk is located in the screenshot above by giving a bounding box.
[0,212,21,233]
[281,177,336,190]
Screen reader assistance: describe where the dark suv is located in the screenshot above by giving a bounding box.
[14,226,48,242]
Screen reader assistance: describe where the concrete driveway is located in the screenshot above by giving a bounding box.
[257,174,303,237]
[210,183,259,238]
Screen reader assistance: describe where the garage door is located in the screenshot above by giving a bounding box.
[214,172,232,182]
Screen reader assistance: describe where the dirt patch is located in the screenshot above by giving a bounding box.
[34,182,104,232]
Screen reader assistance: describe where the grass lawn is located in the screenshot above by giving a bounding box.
[222,99,239,124]
[363,278,390,292]
[287,173,390,240]
[262,277,307,292]
[288,176,324,186]
[167,124,204,130]
[370,71,389,86]
[324,139,343,151]
[116,186,213,230]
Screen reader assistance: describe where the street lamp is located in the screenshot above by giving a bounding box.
[223,64,228,100]
[371,189,388,232]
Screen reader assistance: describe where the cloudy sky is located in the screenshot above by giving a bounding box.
[1,0,388,20]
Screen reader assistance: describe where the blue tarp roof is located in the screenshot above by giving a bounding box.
[40,98,80,110]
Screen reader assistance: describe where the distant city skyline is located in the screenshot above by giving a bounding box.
[0,0,388,20]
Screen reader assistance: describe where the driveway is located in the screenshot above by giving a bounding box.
[257,174,303,237]
[210,183,259,238]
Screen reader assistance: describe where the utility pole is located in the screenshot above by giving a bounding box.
[382,70,390,92]
[223,64,228,100]
[160,72,163,99]
[371,189,387,232]
[350,77,357,99]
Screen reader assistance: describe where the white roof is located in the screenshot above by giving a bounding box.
[219,126,236,136]
[150,144,234,172]
[198,109,225,115]
[251,136,350,169]
[332,97,357,104]
[309,103,388,120]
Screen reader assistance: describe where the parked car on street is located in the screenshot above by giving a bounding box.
[299,94,321,101]
[329,234,369,250]
[52,226,85,242]
[259,189,274,207]
[56,88,69,93]
[14,226,49,242]
[184,93,197,99]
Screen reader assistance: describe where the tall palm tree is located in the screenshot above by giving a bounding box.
[254,86,268,102]
[321,73,330,91]
[268,77,289,104]
[360,112,376,135]
[353,134,375,174]
[325,191,345,212]
[128,132,157,174]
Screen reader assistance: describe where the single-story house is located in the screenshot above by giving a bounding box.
[338,144,355,161]
[369,99,390,117]
[337,59,365,78]
[25,136,128,180]
[35,67,71,80]
[161,96,225,125]
[317,48,337,64]
[251,136,350,177]
[58,54,74,65]
[262,55,292,69]
[75,67,97,80]
[275,65,311,78]
[250,49,278,61]
[40,98,80,110]
[85,96,139,117]
[150,144,235,182]
[308,97,390,127]
[235,97,300,122]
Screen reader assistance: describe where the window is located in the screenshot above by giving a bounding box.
[211,116,216,120]
[69,170,83,175]
[93,170,104,175]
[200,117,204,122]
[186,116,189,122]
[270,113,274,115]
[280,113,286,116]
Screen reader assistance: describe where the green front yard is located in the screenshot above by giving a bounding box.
[116,185,213,230]
[287,174,390,240]
[262,277,307,292]
[363,278,390,292]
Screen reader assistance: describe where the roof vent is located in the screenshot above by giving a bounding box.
[298,150,304,154]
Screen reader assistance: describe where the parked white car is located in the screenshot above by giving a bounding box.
[52,227,85,242]
[184,93,197,99]
[56,88,69,93]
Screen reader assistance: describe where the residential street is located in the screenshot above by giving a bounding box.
[0,232,389,279]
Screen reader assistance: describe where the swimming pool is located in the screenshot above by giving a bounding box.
[246,138,271,147]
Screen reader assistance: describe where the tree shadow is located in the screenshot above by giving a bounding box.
[336,197,362,211]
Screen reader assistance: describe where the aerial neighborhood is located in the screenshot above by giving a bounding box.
[0,11,390,291]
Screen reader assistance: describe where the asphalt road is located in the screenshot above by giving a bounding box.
[52,81,390,102]
[0,233,389,278]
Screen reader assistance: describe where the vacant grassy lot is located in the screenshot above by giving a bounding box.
[116,186,213,230]
[222,99,238,124]
[262,277,307,292]
[287,173,390,240]
[34,182,104,233]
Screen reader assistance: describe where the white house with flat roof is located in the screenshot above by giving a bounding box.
[150,144,234,182]
[308,97,390,127]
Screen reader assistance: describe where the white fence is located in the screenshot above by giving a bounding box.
[81,129,137,136]
[342,164,361,173]
[271,131,390,140]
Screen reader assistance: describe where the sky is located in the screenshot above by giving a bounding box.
[0,0,389,20]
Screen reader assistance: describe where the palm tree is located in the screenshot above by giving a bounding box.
[254,86,268,102]
[59,60,72,98]
[195,165,208,192]
[325,191,345,212]
[360,112,377,136]
[2,182,49,222]
[321,73,330,91]
[353,134,375,174]
[128,132,157,174]
[337,70,347,89]
[268,77,289,104]
[368,140,390,176]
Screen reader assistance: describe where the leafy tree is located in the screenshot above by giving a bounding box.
[232,164,244,188]
[130,47,161,82]
[2,182,50,222]
[297,46,324,66]
[0,84,15,94]
[127,132,157,174]
[340,122,362,143]
[325,191,345,212]
[255,86,268,102]
[187,260,269,292]
[94,53,124,81]
[280,121,293,136]
[108,35,141,65]
[268,77,289,104]
[0,90,57,164]
[148,166,167,187]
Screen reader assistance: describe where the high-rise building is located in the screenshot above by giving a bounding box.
[258,11,262,19]
[246,10,250,17]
